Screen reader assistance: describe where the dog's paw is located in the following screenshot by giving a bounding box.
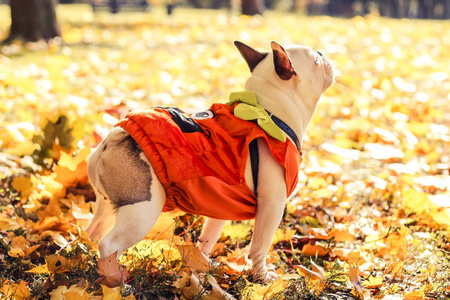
[262,271,279,283]
[252,270,279,283]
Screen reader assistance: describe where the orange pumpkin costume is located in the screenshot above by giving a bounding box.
[116,102,302,221]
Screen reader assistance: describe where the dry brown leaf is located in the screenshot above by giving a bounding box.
[8,236,41,258]
[32,216,72,233]
[97,251,129,287]
[0,280,30,300]
[174,272,235,300]
[349,264,363,297]
[46,254,73,273]
[176,244,211,273]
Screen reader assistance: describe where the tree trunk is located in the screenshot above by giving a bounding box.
[445,0,450,18]
[3,0,60,44]
[417,0,434,18]
[327,0,354,17]
[242,0,265,15]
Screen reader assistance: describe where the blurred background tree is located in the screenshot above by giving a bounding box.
[1,0,448,46]
[304,0,449,18]
[2,0,60,44]
[242,0,266,15]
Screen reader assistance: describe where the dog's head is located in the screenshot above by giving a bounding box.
[235,41,334,103]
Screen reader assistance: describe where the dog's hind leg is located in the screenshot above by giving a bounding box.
[97,171,166,260]
[85,189,116,242]
[98,199,164,260]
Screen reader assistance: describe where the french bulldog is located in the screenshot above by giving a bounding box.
[85,41,334,282]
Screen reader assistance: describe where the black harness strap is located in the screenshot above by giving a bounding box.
[249,139,259,197]
[248,111,301,197]
[269,113,301,152]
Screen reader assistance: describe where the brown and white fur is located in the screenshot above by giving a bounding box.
[85,41,334,282]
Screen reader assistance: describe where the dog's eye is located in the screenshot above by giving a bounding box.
[314,56,321,65]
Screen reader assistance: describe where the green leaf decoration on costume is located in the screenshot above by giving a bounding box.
[228,91,286,142]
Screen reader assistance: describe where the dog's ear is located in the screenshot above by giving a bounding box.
[271,41,297,80]
[234,41,268,72]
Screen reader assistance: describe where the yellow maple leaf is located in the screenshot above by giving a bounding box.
[242,277,287,300]
[402,187,434,215]
[145,210,185,240]
[54,160,88,188]
[53,147,90,188]
[57,147,91,172]
[403,289,425,300]
[347,251,361,266]
[122,239,181,269]
[271,227,296,245]
[62,286,90,300]
[0,280,30,300]
[11,175,38,199]
[101,285,122,300]
[222,221,252,240]
[8,236,41,259]
[362,276,383,288]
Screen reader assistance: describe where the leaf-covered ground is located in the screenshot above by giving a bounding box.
[1,4,449,299]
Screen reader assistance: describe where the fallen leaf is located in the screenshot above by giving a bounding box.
[97,251,129,287]
[302,242,330,257]
[49,285,69,300]
[176,244,211,273]
[297,265,323,280]
[0,280,30,300]
[203,274,235,300]
[57,147,90,172]
[309,227,355,242]
[101,285,122,300]
[222,222,252,240]
[8,236,41,258]
[272,228,296,245]
[242,277,287,300]
[11,175,37,199]
[145,210,185,240]
[174,272,235,299]
[363,276,383,288]
[61,282,90,300]
[349,264,363,296]
[26,264,49,274]
[310,259,326,278]
[46,254,73,273]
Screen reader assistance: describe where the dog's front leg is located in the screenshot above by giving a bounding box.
[248,139,287,282]
[197,218,226,256]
